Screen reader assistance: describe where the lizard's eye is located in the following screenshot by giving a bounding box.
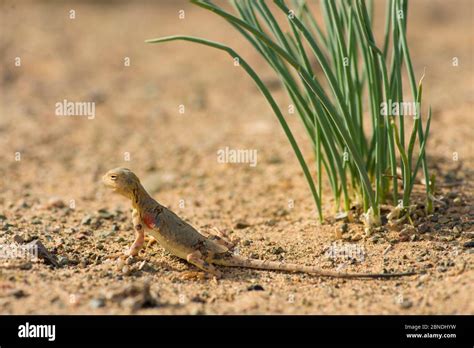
[110,175,117,181]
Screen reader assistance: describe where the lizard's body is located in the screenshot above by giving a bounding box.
[103,168,416,279]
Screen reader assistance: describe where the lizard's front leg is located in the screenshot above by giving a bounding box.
[128,209,145,256]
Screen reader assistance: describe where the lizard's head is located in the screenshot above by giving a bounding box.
[102,167,141,197]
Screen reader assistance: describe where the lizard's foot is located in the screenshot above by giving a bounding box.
[145,236,157,250]
[127,242,144,256]
[128,231,145,256]
[186,251,222,279]
[209,227,240,251]
[180,271,207,281]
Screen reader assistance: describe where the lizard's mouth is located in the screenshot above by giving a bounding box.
[101,175,118,191]
[103,182,117,191]
[104,184,120,195]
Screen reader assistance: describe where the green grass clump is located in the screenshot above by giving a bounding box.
[147,0,432,225]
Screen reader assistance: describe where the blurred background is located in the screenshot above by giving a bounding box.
[0,0,472,207]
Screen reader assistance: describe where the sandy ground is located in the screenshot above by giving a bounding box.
[0,0,473,314]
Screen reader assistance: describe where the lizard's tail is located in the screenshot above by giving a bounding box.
[217,256,416,279]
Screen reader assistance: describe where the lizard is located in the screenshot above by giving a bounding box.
[102,167,416,279]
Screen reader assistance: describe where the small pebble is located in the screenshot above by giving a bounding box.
[81,215,92,225]
[340,223,349,233]
[138,260,147,270]
[463,240,474,248]
[80,258,89,268]
[75,232,88,240]
[11,289,28,298]
[190,296,206,303]
[122,265,131,275]
[116,259,125,269]
[47,197,66,209]
[126,256,136,265]
[18,200,30,209]
[274,208,289,217]
[400,225,416,235]
[438,217,449,224]
[58,256,69,267]
[417,223,430,233]
[399,299,413,309]
[270,246,285,255]
[399,235,410,242]
[89,298,106,309]
[97,209,114,220]
[242,240,252,246]
[247,284,264,291]
[418,274,429,282]
[65,227,76,234]
[234,221,250,229]
[19,262,32,270]
[265,219,277,226]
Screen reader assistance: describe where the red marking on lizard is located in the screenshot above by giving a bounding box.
[143,214,156,229]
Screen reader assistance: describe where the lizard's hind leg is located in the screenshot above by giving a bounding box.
[209,227,240,251]
[145,235,157,250]
[186,251,222,278]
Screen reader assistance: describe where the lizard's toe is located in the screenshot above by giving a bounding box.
[181,271,206,281]
[127,245,143,257]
